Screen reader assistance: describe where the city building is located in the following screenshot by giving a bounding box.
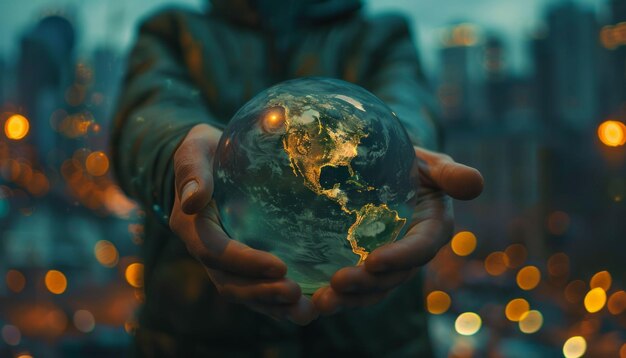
[536,2,600,131]
[437,23,489,127]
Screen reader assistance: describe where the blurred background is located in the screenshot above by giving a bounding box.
[0,0,625,357]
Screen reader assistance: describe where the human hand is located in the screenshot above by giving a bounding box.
[312,147,484,314]
[169,124,318,325]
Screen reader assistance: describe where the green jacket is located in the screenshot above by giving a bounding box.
[112,1,438,356]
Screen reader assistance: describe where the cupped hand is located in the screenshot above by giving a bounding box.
[169,124,318,325]
[312,147,484,314]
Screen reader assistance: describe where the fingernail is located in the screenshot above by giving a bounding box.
[181,180,198,204]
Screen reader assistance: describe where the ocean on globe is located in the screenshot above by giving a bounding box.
[213,77,418,294]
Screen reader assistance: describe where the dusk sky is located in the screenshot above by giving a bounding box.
[0,0,609,77]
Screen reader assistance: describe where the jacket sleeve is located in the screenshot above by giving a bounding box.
[111,10,218,221]
[358,15,441,150]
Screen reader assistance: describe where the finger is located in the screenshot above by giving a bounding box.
[171,198,287,278]
[208,269,301,304]
[248,296,319,326]
[312,286,390,315]
[330,266,414,294]
[311,287,338,315]
[174,124,222,214]
[286,296,319,325]
[196,231,288,278]
[365,195,452,273]
[414,147,483,200]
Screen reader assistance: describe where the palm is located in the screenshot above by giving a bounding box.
[170,124,318,325]
[312,146,483,313]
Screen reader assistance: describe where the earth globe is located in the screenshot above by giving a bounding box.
[213,77,418,294]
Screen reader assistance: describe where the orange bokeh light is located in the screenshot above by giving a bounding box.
[589,270,612,291]
[103,185,137,218]
[564,280,587,304]
[58,113,92,138]
[517,266,541,291]
[505,298,529,322]
[447,24,478,47]
[44,309,68,336]
[27,172,50,197]
[607,290,626,315]
[85,151,109,176]
[94,240,119,267]
[547,211,570,236]
[426,290,452,315]
[44,270,67,295]
[4,114,29,140]
[125,319,139,335]
[598,120,626,147]
[125,263,144,288]
[578,317,600,335]
[600,24,626,50]
[547,252,570,278]
[484,251,509,276]
[451,231,477,256]
[6,270,26,293]
[584,287,607,313]
[504,244,527,269]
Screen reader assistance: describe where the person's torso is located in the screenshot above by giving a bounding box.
[135,9,433,357]
[179,10,368,125]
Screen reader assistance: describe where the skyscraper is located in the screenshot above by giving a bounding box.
[603,0,626,117]
[438,23,489,126]
[16,14,76,168]
[484,35,509,122]
[538,2,600,130]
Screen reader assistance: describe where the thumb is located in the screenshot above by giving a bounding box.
[174,124,222,214]
[414,147,484,200]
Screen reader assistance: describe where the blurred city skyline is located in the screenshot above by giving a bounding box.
[0,0,607,76]
[1,0,625,356]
